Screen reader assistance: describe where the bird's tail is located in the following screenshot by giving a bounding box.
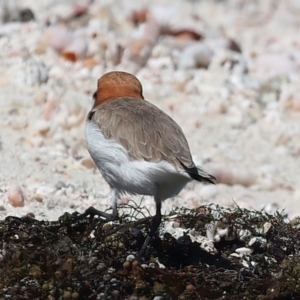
[181,163,216,184]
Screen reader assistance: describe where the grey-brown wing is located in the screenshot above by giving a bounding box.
[91,97,195,169]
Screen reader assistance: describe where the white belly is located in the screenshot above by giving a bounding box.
[85,120,191,201]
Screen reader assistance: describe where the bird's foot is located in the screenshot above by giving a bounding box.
[76,206,119,221]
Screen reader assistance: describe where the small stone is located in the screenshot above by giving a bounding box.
[186,284,195,292]
[63,290,72,300]
[263,222,272,234]
[235,247,253,256]
[123,261,131,270]
[80,157,95,169]
[27,212,35,218]
[32,194,43,202]
[7,187,25,207]
[132,260,140,269]
[102,223,113,231]
[126,254,135,262]
[71,292,80,299]
[97,262,106,271]
[36,185,55,196]
[111,290,120,297]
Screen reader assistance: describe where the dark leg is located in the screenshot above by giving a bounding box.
[80,206,118,221]
[111,189,119,220]
[138,196,162,259]
[79,189,119,221]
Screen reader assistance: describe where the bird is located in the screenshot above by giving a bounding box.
[84,71,216,258]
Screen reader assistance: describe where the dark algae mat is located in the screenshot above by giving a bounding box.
[1,205,300,299]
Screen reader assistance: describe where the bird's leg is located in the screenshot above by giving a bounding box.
[79,189,119,221]
[138,197,162,259]
[111,189,120,220]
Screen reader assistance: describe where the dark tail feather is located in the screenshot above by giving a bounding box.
[181,163,216,184]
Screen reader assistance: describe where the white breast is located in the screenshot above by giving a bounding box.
[85,120,192,201]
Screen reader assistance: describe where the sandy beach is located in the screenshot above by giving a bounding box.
[1,0,300,221]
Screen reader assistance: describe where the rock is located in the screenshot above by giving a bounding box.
[7,187,25,207]
[80,157,95,169]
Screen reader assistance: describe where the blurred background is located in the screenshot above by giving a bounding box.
[0,0,300,220]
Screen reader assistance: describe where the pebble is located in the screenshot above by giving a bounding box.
[80,158,95,169]
[263,222,272,234]
[35,185,56,196]
[185,284,195,292]
[71,292,80,300]
[126,254,135,262]
[7,187,25,207]
[63,290,72,300]
[235,247,253,256]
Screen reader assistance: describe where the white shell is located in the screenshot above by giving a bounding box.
[235,247,253,256]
